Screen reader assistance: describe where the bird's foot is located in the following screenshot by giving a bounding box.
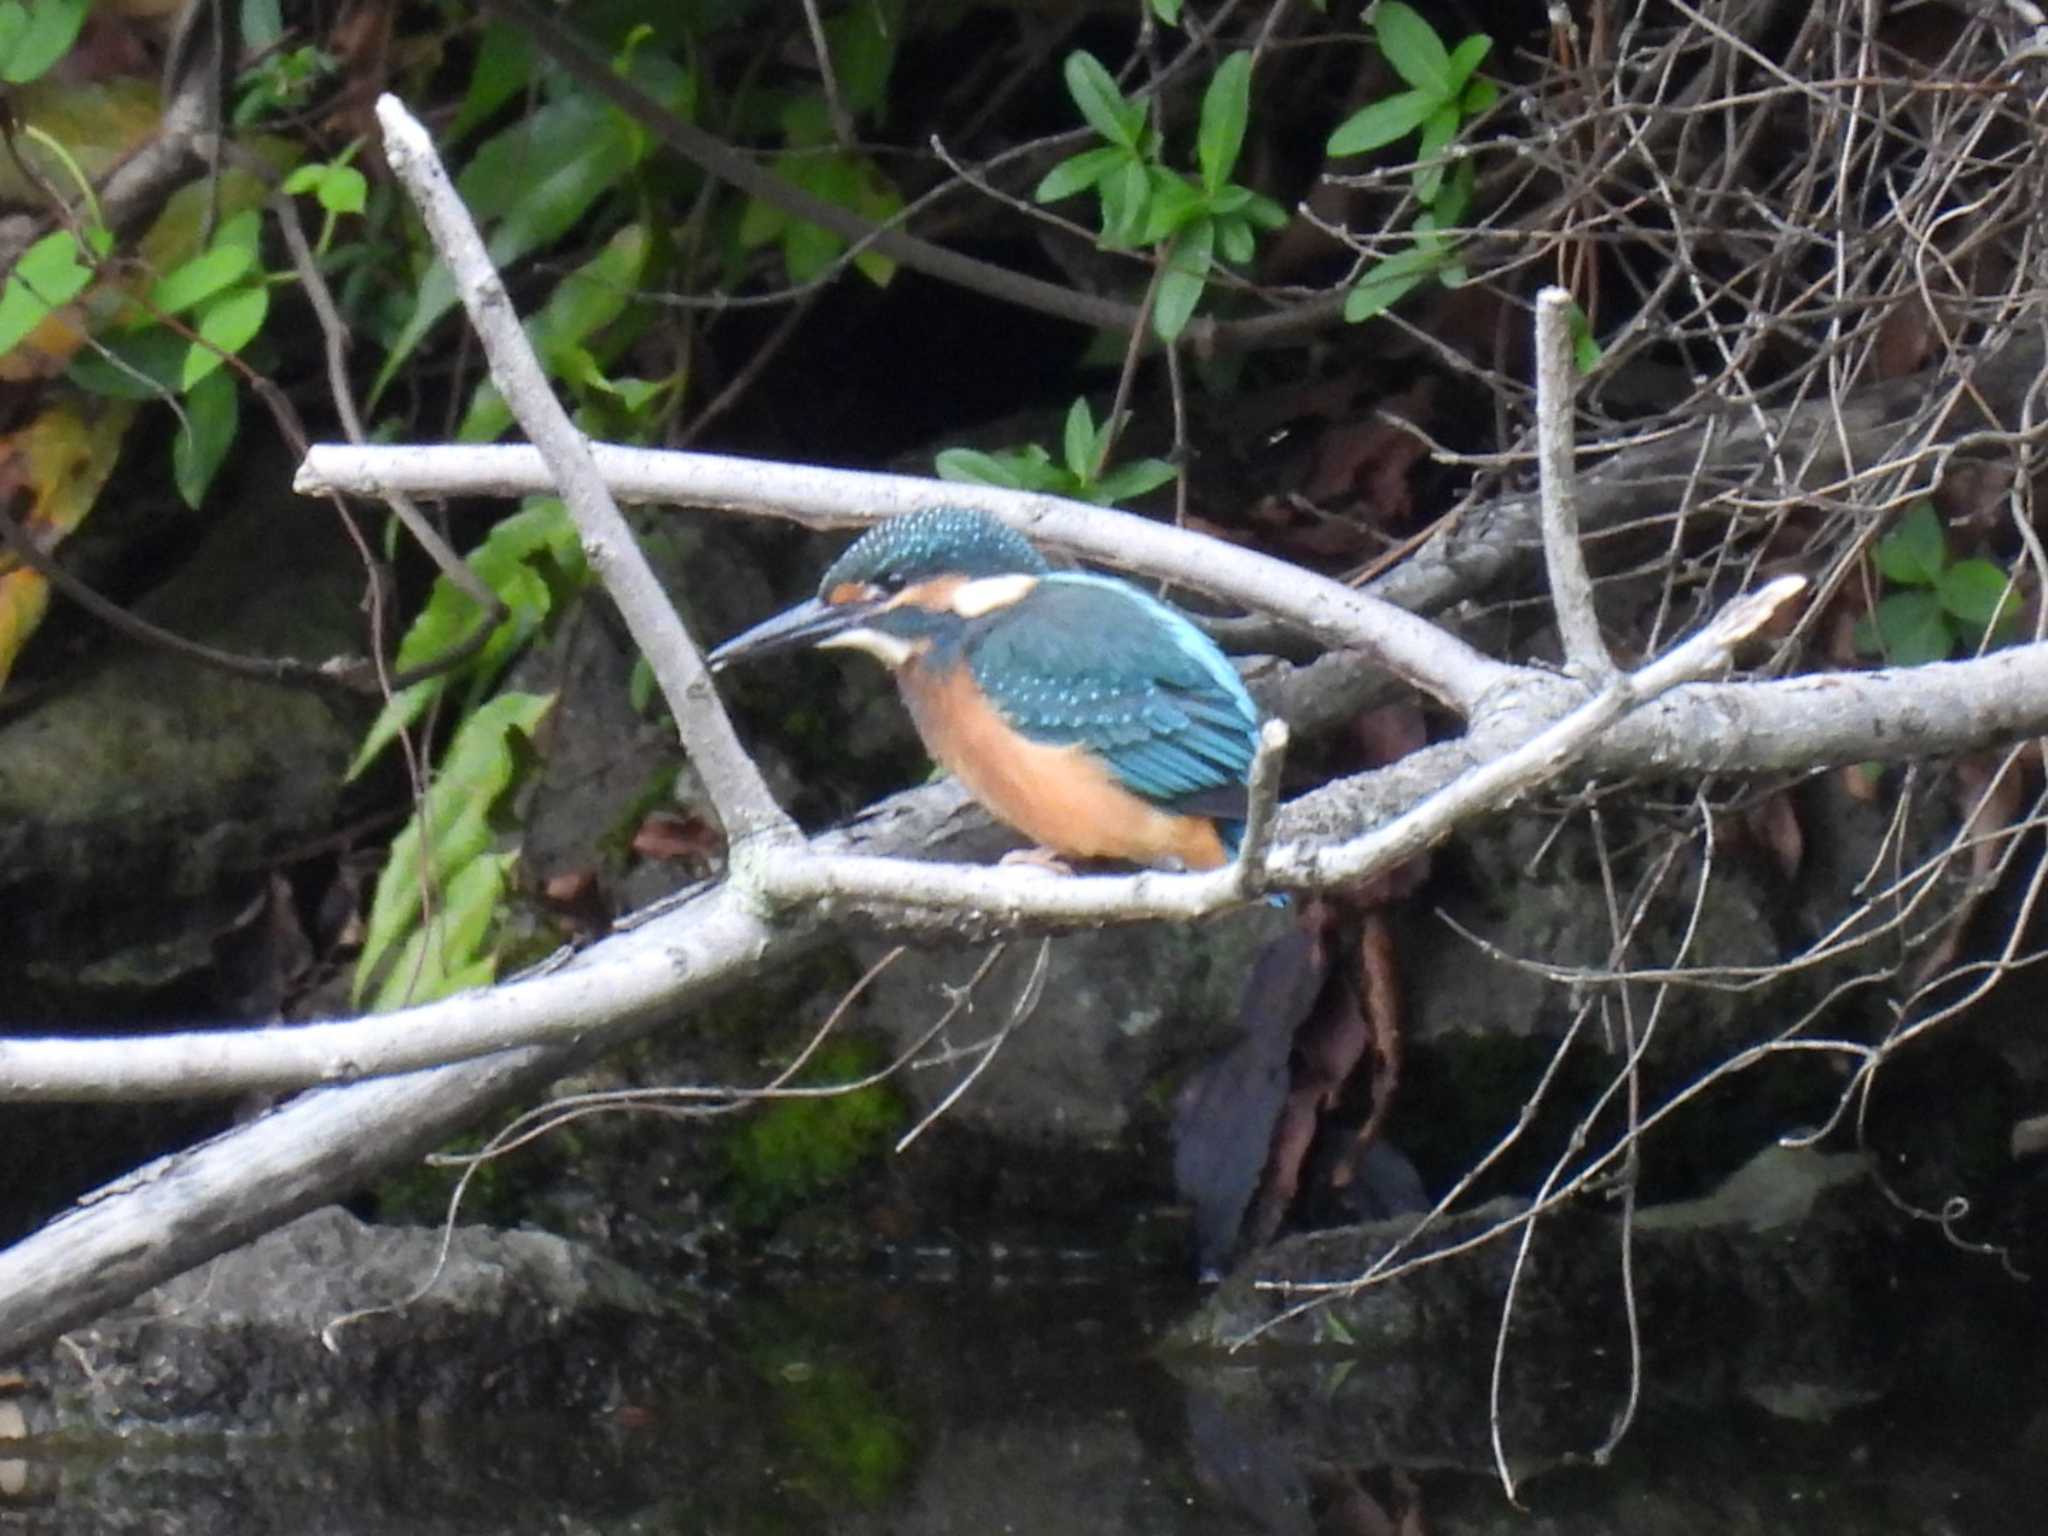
[999,847,1074,877]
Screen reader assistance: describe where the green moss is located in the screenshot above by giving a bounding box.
[763,1355,913,1506]
[723,1036,906,1227]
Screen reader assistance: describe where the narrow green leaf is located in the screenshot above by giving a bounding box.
[1063,396,1097,480]
[1198,52,1253,195]
[368,850,514,1013]
[1876,503,1946,588]
[350,501,581,778]
[450,21,534,140]
[1244,192,1291,230]
[1343,245,1440,322]
[1154,218,1215,342]
[1034,144,1127,204]
[1065,50,1139,150]
[354,691,553,1006]
[373,93,640,400]
[1376,1,1452,97]
[1444,33,1493,91]
[1463,76,1499,115]
[822,0,902,116]
[1434,158,1475,226]
[1135,166,1204,244]
[173,366,238,509]
[1150,0,1183,23]
[1216,214,1255,265]
[1090,457,1178,504]
[1414,103,1460,203]
[1100,157,1152,247]
[1327,89,1437,156]
[148,244,255,317]
[181,285,269,390]
[935,448,1025,489]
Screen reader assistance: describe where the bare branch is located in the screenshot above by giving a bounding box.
[1534,286,1612,679]
[374,95,795,850]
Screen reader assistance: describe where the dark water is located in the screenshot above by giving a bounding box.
[10,1274,2043,1534]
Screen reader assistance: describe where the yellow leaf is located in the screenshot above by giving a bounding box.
[0,567,51,690]
[16,400,133,539]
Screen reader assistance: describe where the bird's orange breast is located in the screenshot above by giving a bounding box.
[898,660,1229,871]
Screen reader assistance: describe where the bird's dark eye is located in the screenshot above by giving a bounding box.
[878,571,908,593]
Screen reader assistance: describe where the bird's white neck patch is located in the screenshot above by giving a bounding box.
[948,574,1038,618]
[818,627,918,668]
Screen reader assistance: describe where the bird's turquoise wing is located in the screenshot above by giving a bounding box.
[964,574,1259,817]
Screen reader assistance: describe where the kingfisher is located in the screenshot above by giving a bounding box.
[709,507,1261,871]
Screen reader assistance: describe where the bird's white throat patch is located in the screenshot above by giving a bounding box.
[818,626,919,668]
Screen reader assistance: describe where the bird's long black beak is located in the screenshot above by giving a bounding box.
[708,595,885,671]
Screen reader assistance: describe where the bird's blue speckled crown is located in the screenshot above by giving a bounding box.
[820,507,1050,594]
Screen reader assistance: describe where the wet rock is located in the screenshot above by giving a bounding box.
[22,1207,692,1437]
[1172,1146,1913,1474]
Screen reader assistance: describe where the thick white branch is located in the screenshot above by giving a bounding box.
[374,96,794,848]
[294,442,1517,715]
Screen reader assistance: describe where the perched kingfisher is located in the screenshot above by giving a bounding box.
[710,507,1261,871]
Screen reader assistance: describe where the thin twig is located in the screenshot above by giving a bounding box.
[1534,286,1612,679]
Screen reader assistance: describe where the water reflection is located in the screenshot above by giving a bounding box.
[14,1273,2042,1534]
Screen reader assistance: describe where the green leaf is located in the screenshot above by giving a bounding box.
[450,21,535,140]
[181,285,269,390]
[1198,52,1253,195]
[0,228,95,358]
[66,326,186,398]
[1569,303,1603,372]
[1216,214,1256,264]
[1413,102,1460,203]
[355,690,554,1007]
[1376,2,1452,97]
[173,366,238,509]
[1869,588,1951,665]
[1343,244,1441,322]
[1876,503,1946,588]
[1064,50,1140,150]
[1150,0,1183,23]
[147,243,255,317]
[1434,157,1475,226]
[458,223,650,443]
[1939,559,2017,631]
[1063,396,1097,481]
[373,92,641,400]
[1100,157,1153,248]
[1034,144,1128,204]
[1444,32,1493,91]
[1135,166,1204,244]
[1090,457,1178,504]
[367,850,515,1013]
[935,448,1025,489]
[1327,89,1438,156]
[350,500,583,777]
[823,0,902,116]
[1463,76,1499,115]
[314,164,367,215]
[1244,192,1291,230]
[1154,217,1214,342]
[0,0,87,85]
